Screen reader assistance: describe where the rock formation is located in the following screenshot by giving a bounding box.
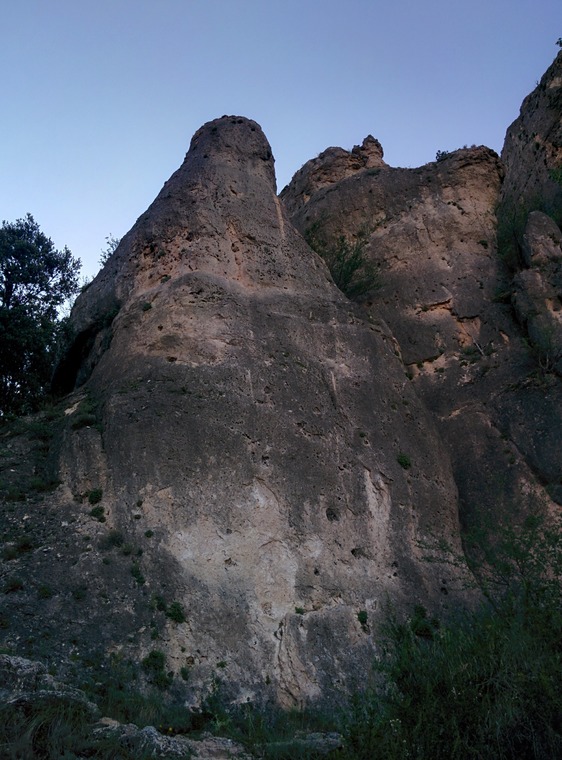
[45,117,467,709]
[1,52,561,726]
[500,50,562,222]
[282,55,562,532]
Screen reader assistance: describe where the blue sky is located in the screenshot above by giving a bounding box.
[1,0,561,279]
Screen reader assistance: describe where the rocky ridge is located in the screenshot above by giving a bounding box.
[282,55,562,531]
[1,52,562,753]
[5,117,468,713]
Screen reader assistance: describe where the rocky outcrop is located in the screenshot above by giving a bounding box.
[281,136,387,216]
[283,127,562,527]
[512,211,562,376]
[5,52,562,726]
[500,50,562,221]
[47,117,469,710]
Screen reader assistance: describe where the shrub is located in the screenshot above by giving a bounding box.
[99,529,124,550]
[305,222,380,300]
[396,453,411,469]
[165,601,186,623]
[87,488,102,505]
[340,514,562,759]
[3,576,24,593]
[141,649,172,689]
[131,562,145,585]
[89,505,105,521]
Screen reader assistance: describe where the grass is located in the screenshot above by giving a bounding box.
[337,514,562,759]
[70,394,101,431]
[0,693,157,759]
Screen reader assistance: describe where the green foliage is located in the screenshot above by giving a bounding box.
[37,583,54,599]
[549,167,562,185]
[357,610,368,631]
[0,697,96,760]
[87,488,103,505]
[71,394,101,431]
[166,601,186,623]
[305,222,380,300]
[496,202,528,270]
[557,37,562,48]
[131,561,145,585]
[2,575,24,593]
[141,649,173,689]
[0,214,81,416]
[99,233,120,266]
[99,529,124,550]
[89,505,105,522]
[435,149,450,162]
[2,535,34,560]
[339,515,562,759]
[396,453,411,469]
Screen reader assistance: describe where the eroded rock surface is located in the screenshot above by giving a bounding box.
[283,124,562,525]
[501,50,562,220]
[47,116,469,709]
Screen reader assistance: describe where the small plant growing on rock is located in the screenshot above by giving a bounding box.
[131,562,145,585]
[70,395,100,431]
[305,221,380,300]
[357,610,369,632]
[99,529,124,550]
[87,488,102,505]
[3,576,24,593]
[397,453,411,469]
[141,649,172,689]
[89,505,105,522]
[165,601,186,623]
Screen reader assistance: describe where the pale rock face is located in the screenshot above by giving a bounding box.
[56,116,467,708]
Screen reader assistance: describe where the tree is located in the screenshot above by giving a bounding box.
[0,214,81,416]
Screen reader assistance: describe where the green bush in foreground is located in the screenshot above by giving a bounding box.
[338,514,562,759]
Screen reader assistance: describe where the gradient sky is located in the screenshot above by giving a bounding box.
[1,0,561,279]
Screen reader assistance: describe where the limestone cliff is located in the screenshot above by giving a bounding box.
[501,50,562,221]
[42,117,466,708]
[3,52,562,720]
[282,55,562,530]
